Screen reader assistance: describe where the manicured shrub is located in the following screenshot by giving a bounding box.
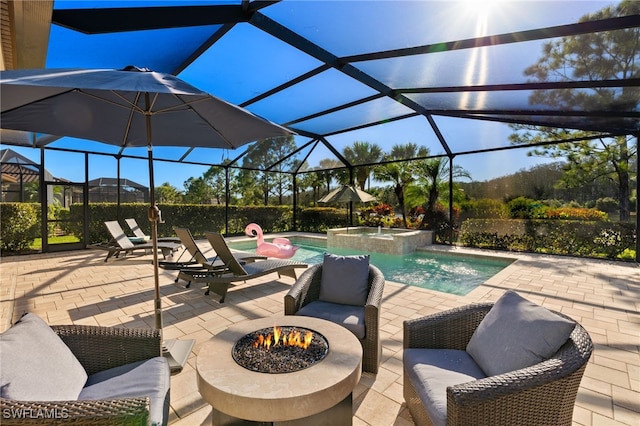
[69,203,294,242]
[459,218,635,260]
[595,197,619,213]
[298,207,347,232]
[0,203,39,252]
[507,196,539,219]
[460,198,509,220]
[542,207,608,221]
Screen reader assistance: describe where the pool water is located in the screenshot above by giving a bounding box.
[230,238,513,296]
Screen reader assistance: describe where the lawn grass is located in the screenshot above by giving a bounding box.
[30,235,81,250]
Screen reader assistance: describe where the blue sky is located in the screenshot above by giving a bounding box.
[3,0,611,191]
[4,120,557,190]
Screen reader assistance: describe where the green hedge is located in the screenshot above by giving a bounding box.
[4,202,635,261]
[459,218,636,259]
[298,207,351,232]
[0,203,39,252]
[67,203,294,243]
[1,202,332,252]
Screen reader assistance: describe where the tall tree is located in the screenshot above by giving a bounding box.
[297,171,324,206]
[510,0,639,221]
[155,182,182,204]
[183,176,214,204]
[238,136,298,205]
[202,165,230,204]
[342,141,382,190]
[373,143,429,227]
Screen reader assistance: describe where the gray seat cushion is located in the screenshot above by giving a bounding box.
[79,357,170,426]
[466,290,576,376]
[0,313,88,401]
[296,300,366,339]
[404,348,486,426]
[319,253,370,306]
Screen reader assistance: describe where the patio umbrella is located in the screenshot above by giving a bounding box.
[318,184,377,204]
[0,66,292,370]
[318,184,376,226]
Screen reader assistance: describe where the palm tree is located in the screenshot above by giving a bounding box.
[406,157,470,226]
[297,171,324,206]
[342,141,382,190]
[373,143,429,227]
[318,158,343,192]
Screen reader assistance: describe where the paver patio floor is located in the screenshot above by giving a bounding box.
[1,239,638,425]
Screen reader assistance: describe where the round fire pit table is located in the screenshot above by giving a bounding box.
[196,316,362,425]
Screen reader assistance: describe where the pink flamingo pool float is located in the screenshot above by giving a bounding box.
[244,223,299,259]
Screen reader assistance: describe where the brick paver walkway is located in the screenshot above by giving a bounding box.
[1,240,638,425]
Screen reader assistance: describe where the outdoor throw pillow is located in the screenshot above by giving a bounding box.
[0,313,88,401]
[466,290,576,377]
[319,253,370,306]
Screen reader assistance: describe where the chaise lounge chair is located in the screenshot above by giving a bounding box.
[100,221,182,262]
[125,218,182,244]
[175,232,308,303]
[162,227,266,271]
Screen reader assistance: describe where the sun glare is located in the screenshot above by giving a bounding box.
[460,0,503,18]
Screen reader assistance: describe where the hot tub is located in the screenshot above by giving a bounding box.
[326,227,433,256]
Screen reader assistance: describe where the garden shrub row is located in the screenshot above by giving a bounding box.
[3,202,636,261]
[297,207,351,233]
[68,203,297,243]
[1,202,348,252]
[0,203,72,252]
[459,218,636,259]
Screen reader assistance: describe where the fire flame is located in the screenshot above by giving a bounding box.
[253,325,313,350]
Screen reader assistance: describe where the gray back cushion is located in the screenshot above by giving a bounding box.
[466,291,576,376]
[0,313,88,401]
[319,253,370,306]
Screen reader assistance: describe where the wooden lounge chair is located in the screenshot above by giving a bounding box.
[125,218,182,244]
[100,220,182,262]
[175,232,307,303]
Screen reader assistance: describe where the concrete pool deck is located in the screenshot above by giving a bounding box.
[1,237,638,425]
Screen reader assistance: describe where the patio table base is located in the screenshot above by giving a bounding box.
[212,393,352,425]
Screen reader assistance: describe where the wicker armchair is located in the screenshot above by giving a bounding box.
[403,303,593,426]
[0,324,166,426]
[284,263,385,374]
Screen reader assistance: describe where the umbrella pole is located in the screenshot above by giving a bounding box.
[148,144,162,332]
[148,146,194,374]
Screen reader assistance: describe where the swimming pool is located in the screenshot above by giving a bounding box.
[230,237,513,296]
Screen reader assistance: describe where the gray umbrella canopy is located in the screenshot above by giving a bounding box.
[0,66,290,148]
[318,184,376,227]
[318,184,376,204]
[0,67,292,370]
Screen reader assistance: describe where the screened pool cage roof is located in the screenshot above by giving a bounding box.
[1,0,639,175]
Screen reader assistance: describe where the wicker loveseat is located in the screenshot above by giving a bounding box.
[403,292,593,426]
[284,256,385,374]
[0,314,170,426]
